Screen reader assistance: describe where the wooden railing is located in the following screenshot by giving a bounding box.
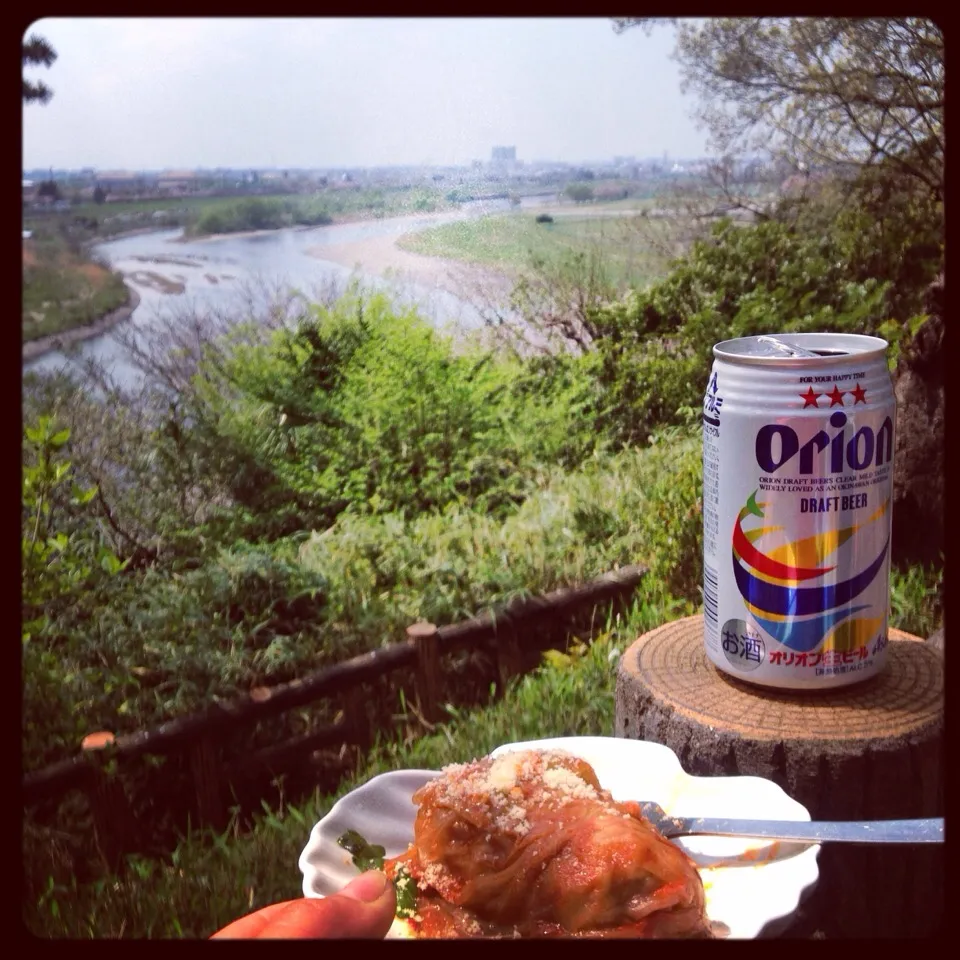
[23,564,646,867]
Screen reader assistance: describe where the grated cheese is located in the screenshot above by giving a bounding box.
[542,766,598,800]
[487,754,522,790]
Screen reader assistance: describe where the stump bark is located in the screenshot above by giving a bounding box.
[615,615,944,939]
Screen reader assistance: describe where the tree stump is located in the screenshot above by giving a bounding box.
[615,615,943,938]
[81,731,138,873]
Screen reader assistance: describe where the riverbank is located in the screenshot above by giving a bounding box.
[23,285,141,362]
[306,221,515,301]
[21,203,514,370]
[177,223,319,243]
[178,194,528,244]
[397,208,671,292]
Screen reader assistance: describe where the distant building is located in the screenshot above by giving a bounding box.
[491,146,517,163]
[157,170,198,194]
[95,170,151,195]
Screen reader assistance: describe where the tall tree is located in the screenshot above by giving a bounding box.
[613,18,944,203]
[23,33,57,105]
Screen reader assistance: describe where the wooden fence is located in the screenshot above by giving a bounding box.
[23,564,646,867]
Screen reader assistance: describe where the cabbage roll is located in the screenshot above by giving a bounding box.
[384,749,711,938]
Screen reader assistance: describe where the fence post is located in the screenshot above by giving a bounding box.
[343,687,371,753]
[494,617,524,694]
[81,731,136,873]
[408,622,441,725]
[188,734,225,832]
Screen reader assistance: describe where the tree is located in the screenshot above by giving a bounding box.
[37,180,61,201]
[23,33,57,105]
[613,17,945,571]
[565,183,594,204]
[93,186,106,205]
[613,18,943,204]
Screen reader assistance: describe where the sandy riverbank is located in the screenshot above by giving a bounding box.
[23,285,142,362]
[176,223,322,244]
[306,228,515,302]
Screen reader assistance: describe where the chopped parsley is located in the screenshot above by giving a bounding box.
[337,829,385,871]
[394,865,418,919]
[336,830,419,920]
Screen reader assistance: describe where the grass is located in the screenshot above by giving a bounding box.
[24,185,456,241]
[24,196,246,240]
[889,563,944,638]
[72,195,240,221]
[22,229,129,341]
[21,434,701,771]
[398,212,671,290]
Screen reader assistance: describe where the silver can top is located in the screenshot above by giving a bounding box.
[713,332,889,367]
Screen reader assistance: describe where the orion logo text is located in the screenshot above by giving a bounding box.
[755,411,894,475]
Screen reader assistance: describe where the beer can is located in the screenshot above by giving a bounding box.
[702,333,895,689]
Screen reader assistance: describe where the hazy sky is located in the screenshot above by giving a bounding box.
[23,18,708,170]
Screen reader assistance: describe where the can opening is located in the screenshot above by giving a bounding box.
[810,349,850,356]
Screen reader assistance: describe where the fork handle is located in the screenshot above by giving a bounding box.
[672,817,943,844]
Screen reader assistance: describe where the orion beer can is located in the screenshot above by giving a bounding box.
[702,333,895,689]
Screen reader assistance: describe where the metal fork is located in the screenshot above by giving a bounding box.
[638,801,944,844]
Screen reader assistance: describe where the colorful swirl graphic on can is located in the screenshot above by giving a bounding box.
[731,491,889,653]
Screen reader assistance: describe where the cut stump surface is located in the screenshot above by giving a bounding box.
[615,615,943,938]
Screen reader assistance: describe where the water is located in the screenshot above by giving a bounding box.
[23,197,527,390]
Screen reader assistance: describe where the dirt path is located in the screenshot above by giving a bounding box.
[23,286,141,362]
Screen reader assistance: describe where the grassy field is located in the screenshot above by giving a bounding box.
[22,227,129,342]
[398,211,672,290]
[24,185,455,241]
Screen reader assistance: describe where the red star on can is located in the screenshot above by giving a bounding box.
[826,384,846,406]
[849,382,867,404]
[800,386,821,408]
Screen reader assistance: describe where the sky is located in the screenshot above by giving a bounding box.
[22,18,708,171]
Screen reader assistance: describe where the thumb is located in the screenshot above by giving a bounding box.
[259,872,397,939]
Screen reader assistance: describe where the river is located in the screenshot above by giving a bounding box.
[23,196,538,389]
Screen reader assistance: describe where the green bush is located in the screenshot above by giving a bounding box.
[21,434,694,770]
[192,198,332,236]
[565,182,594,204]
[634,427,703,602]
[183,290,601,535]
[580,215,897,446]
[22,417,126,765]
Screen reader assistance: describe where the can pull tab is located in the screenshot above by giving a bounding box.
[756,336,821,359]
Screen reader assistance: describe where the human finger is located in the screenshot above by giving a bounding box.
[211,871,396,939]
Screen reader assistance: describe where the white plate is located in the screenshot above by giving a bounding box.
[299,737,820,939]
